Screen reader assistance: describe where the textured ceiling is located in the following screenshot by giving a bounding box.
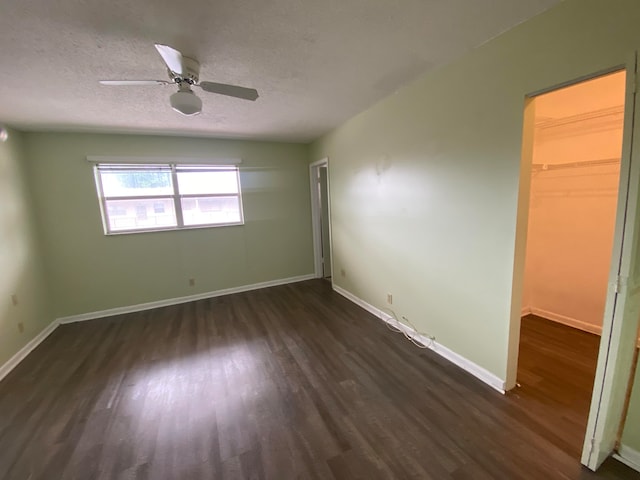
[0,0,560,143]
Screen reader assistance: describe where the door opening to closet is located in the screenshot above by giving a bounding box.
[517,71,626,460]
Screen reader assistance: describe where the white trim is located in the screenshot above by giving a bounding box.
[309,158,331,279]
[332,284,506,394]
[521,306,531,317]
[320,164,333,278]
[309,162,322,278]
[309,158,329,168]
[94,163,244,235]
[0,274,314,383]
[525,307,640,346]
[86,155,242,165]
[0,319,60,383]
[58,274,315,324]
[614,445,640,473]
[582,56,639,471]
[528,307,603,336]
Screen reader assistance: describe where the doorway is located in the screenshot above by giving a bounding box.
[517,70,626,460]
[310,158,332,279]
[510,60,640,471]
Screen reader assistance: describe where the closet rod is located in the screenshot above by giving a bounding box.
[531,157,620,171]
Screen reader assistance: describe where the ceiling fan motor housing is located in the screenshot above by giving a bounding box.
[170,56,200,84]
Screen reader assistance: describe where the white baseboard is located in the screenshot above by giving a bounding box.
[528,307,602,336]
[614,445,640,473]
[58,274,316,324]
[0,319,60,383]
[521,306,531,317]
[1,274,315,382]
[332,284,506,394]
[525,307,640,347]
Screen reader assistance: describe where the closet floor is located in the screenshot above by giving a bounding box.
[514,315,603,459]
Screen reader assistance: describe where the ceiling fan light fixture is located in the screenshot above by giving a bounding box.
[99,44,259,115]
[170,89,202,116]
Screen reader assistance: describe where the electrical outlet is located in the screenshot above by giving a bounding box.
[17,322,24,333]
[340,269,346,278]
[387,293,393,304]
[11,294,18,306]
[189,278,195,287]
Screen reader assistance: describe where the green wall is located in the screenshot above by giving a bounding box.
[621,356,640,454]
[310,0,640,385]
[0,129,52,367]
[23,132,313,318]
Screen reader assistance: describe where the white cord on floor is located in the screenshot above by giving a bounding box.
[380,307,435,349]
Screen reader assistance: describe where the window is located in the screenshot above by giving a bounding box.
[94,163,243,234]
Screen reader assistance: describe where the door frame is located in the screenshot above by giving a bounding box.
[508,54,639,471]
[309,158,332,279]
[582,53,640,471]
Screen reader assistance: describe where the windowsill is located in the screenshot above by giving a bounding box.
[104,221,245,236]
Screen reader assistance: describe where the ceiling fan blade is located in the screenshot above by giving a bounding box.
[99,80,170,86]
[155,44,185,75]
[198,81,259,101]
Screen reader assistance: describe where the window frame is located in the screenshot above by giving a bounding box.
[94,162,244,235]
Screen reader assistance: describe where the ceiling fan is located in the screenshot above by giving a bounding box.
[99,44,259,116]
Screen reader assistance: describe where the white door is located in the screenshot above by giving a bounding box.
[319,166,332,278]
[582,55,640,470]
[310,159,332,279]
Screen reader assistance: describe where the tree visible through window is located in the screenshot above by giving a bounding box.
[94,163,243,234]
[117,171,171,189]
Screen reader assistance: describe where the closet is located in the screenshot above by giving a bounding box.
[522,72,625,336]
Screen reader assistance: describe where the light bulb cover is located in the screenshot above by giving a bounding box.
[170,90,202,116]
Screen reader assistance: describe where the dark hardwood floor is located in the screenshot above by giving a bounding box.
[515,314,603,461]
[0,280,637,479]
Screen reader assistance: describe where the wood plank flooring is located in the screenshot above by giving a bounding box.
[0,280,638,479]
[515,314,603,461]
